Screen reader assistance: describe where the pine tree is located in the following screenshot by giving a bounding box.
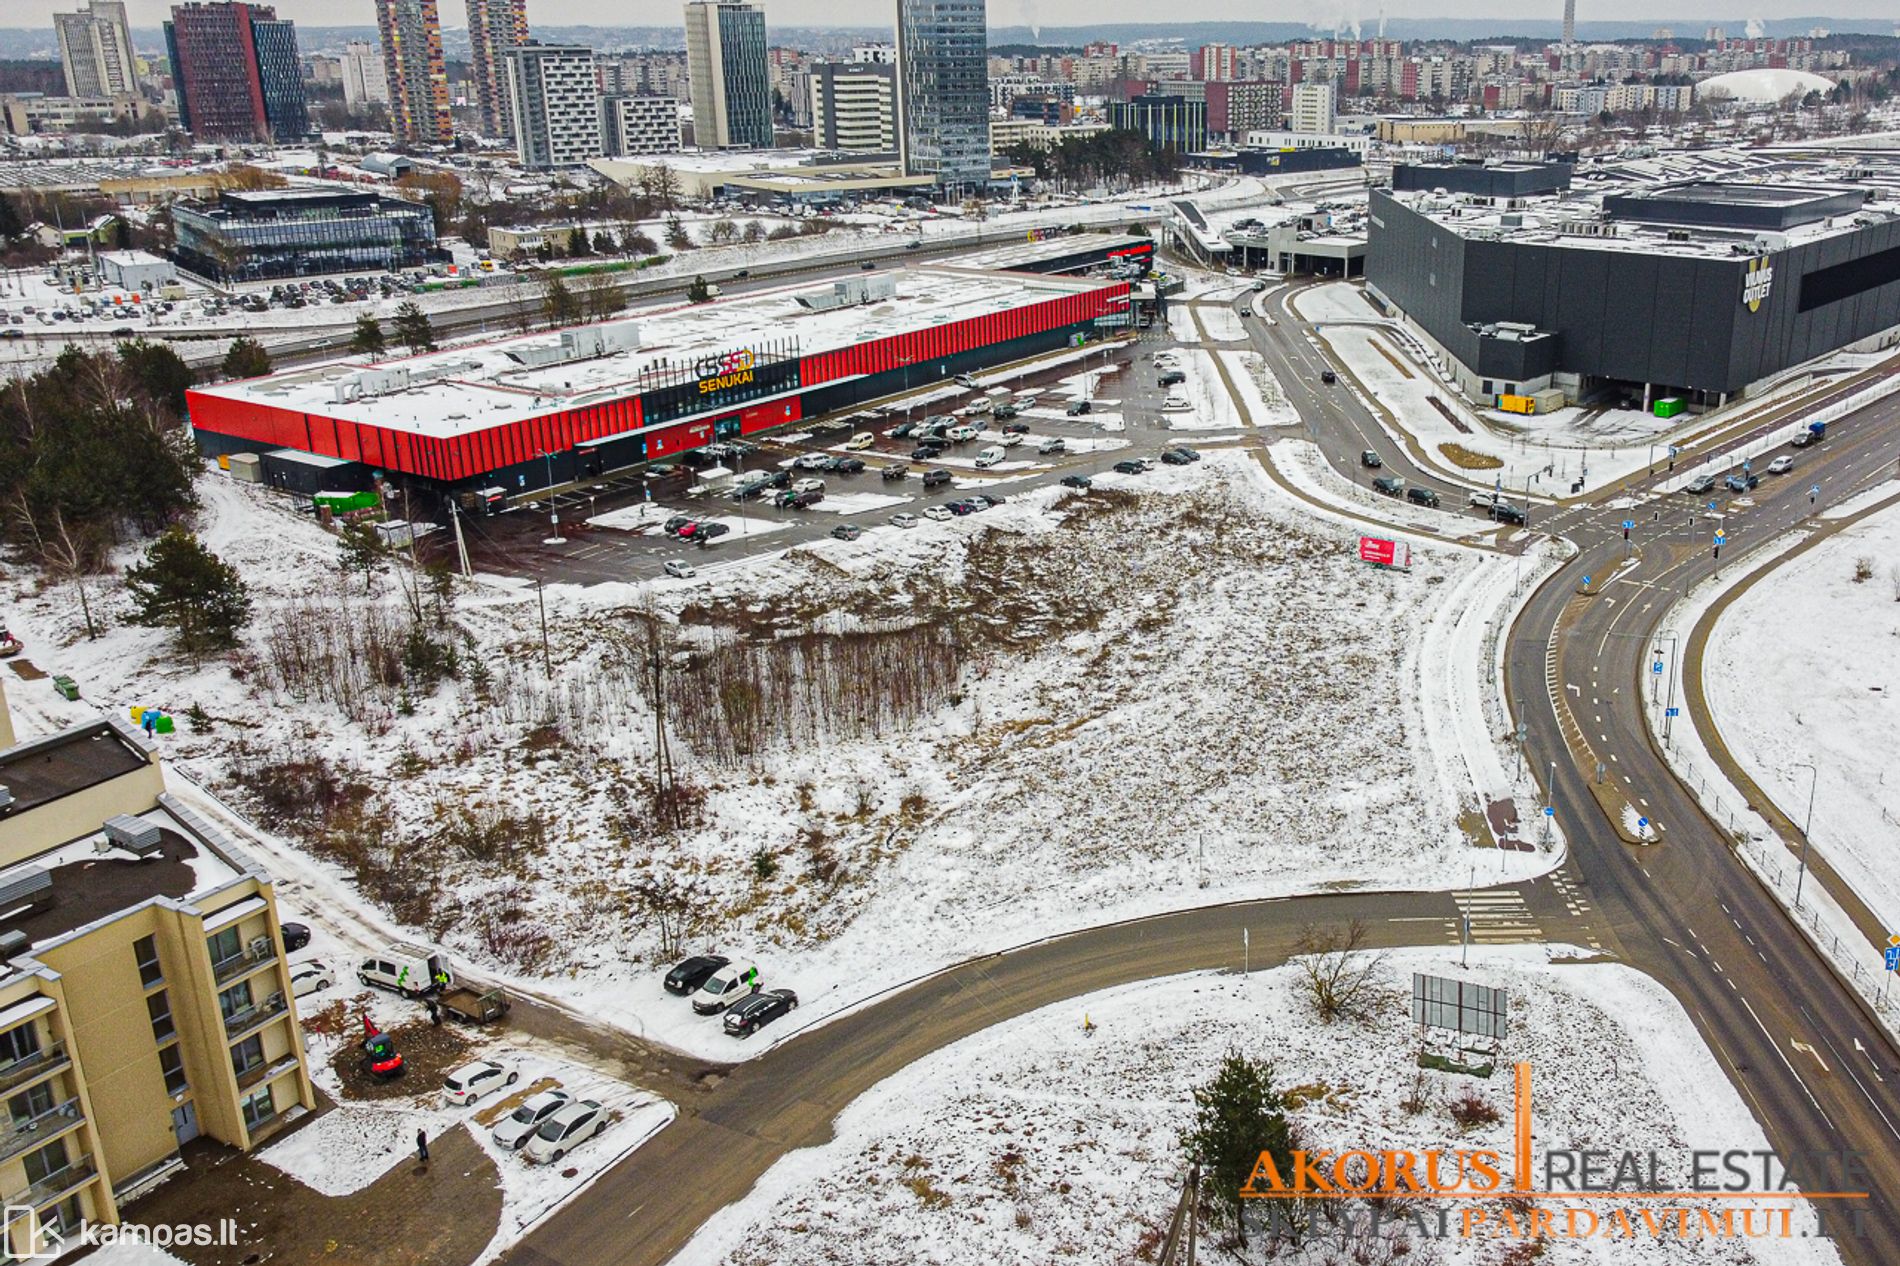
[350,313,386,356]
[568,225,590,256]
[665,215,691,250]
[124,528,251,656]
[1183,1050,1299,1250]
[687,274,710,304]
[335,518,387,592]
[221,336,271,380]
[392,301,435,353]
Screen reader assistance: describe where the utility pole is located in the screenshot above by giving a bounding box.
[535,579,551,678]
[1794,762,1817,908]
[449,499,472,577]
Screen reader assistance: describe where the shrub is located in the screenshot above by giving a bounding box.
[1449,1090,1501,1132]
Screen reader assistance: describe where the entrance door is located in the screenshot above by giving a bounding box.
[172,1101,199,1146]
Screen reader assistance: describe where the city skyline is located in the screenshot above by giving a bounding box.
[7,0,1900,31]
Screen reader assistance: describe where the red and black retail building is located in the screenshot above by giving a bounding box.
[186,277,1133,501]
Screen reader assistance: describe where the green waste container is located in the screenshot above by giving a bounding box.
[52,675,79,701]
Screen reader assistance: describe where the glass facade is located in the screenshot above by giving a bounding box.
[173,189,444,282]
[251,18,308,141]
[1108,96,1207,153]
[716,5,772,150]
[896,0,990,190]
[164,2,304,142]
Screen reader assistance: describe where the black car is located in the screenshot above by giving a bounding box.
[664,955,730,996]
[789,489,824,509]
[1491,503,1528,525]
[762,470,791,490]
[1360,450,1382,469]
[992,404,1020,421]
[1001,422,1030,434]
[1320,369,1338,384]
[696,523,732,544]
[1371,476,1406,497]
[773,489,803,508]
[280,922,311,952]
[860,261,877,271]
[922,468,952,488]
[1406,486,1441,508]
[831,524,862,540]
[889,421,917,439]
[975,491,1005,505]
[723,988,798,1037]
[1160,449,1194,466]
[1060,474,1092,489]
[1066,400,1092,416]
[1157,371,1186,387]
[947,500,977,516]
[881,464,910,481]
[1112,459,1145,474]
[1173,446,1202,462]
[663,516,692,535]
[913,444,946,461]
[836,457,866,474]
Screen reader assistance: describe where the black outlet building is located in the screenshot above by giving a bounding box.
[1367,161,1900,410]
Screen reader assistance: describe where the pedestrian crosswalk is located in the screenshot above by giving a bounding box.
[1451,890,1545,944]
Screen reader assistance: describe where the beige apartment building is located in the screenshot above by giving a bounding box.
[0,677,316,1257]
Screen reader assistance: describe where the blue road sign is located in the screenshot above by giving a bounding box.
[1639,816,1649,829]
[1810,485,1821,497]
[1544,806,1555,817]
[1665,707,1680,717]
[1668,445,1679,456]
[1623,519,1636,530]
[1582,575,1592,586]
[1714,531,1727,545]
[1652,661,1664,674]
[1708,501,1719,512]
[1743,460,1751,473]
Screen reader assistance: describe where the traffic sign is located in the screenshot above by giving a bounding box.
[1708,501,1719,512]
[1582,575,1592,586]
[1544,806,1555,817]
[1714,531,1726,545]
[1652,661,1664,674]
[1622,519,1636,530]
[1666,707,1680,717]
[1668,445,1679,456]
[1638,816,1649,829]
[1810,485,1821,497]
[1743,460,1751,473]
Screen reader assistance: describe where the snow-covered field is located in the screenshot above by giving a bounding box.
[1,443,1546,1063]
[1703,499,1900,933]
[672,948,1838,1266]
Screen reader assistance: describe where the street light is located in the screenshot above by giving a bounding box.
[542,451,564,545]
[1792,762,1818,909]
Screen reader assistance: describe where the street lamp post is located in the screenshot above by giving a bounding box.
[542,451,563,544]
[1793,762,1818,909]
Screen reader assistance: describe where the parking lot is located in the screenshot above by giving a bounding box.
[450,323,1234,586]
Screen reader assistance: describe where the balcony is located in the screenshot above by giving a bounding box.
[212,948,279,988]
[222,993,288,1042]
[0,1099,84,1164]
[15,1153,96,1209]
[0,1044,70,1097]
[235,1053,300,1093]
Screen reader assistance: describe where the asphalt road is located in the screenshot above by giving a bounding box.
[489,271,1900,1266]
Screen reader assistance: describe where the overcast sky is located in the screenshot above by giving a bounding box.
[9,0,1896,35]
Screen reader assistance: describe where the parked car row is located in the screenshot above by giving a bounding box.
[663,955,799,1038]
[473,1074,613,1163]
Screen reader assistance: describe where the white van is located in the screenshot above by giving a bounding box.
[357,943,454,996]
[843,432,876,451]
[974,446,1005,468]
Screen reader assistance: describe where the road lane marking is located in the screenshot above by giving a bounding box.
[1739,994,1834,1129]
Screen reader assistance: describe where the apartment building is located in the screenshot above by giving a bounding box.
[810,61,896,154]
[54,1,137,100]
[601,94,681,157]
[0,681,316,1257]
[504,43,601,170]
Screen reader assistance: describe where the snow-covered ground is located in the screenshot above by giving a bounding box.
[1,441,1548,1064]
[672,948,1839,1266]
[1703,499,1900,933]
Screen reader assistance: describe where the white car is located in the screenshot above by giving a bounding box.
[691,962,762,1015]
[946,425,980,443]
[959,399,991,416]
[998,432,1023,447]
[444,1059,517,1106]
[491,1089,572,1151]
[1160,396,1192,412]
[922,505,953,522]
[663,560,696,579]
[288,962,333,998]
[844,432,877,451]
[524,1099,608,1164]
[1766,455,1794,475]
[791,477,825,494]
[1038,438,1066,455]
[891,512,919,528]
[1013,392,1040,407]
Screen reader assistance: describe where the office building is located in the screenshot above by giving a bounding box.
[811,61,896,154]
[1204,79,1284,139]
[852,43,896,64]
[1108,95,1206,152]
[895,0,989,189]
[163,2,307,143]
[54,0,136,100]
[1369,158,1900,407]
[504,43,601,170]
[172,188,443,282]
[375,0,451,144]
[0,685,317,1258]
[466,0,529,139]
[342,39,389,109]
[1563,0,1577,46]
[600,95,681,157]
[1290,79,1335,134]
[682,0,772,150]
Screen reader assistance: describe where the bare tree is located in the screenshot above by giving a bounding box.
[629,873,709,960]
[1294,920,1387,1024]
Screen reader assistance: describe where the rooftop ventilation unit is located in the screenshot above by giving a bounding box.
[0,785,11,813]
[104,814,163,856]
[0,865,50,912]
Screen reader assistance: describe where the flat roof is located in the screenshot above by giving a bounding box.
[0,811,221,951]
[953,233,1153,271]
[0,721,150,816]
[192,265,1119,438]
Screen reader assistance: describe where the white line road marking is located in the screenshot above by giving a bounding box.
[1739,995,1834,1128]
[1854,1038,1886,1083]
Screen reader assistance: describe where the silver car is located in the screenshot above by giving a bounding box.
[491,1089,572,1151]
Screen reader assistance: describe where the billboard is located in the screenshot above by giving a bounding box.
[1413,972,1509,1039]
[1358,536,1411,568]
